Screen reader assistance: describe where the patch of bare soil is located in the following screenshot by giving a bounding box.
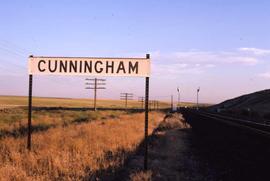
[112,113,214,181]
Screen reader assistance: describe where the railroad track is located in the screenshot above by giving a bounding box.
[181,109,270,138]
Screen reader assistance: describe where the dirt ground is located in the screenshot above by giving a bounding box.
[112,113,215,181]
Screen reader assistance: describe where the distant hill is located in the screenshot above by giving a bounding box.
[209,89,270,120]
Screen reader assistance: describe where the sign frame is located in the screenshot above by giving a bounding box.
[27,54,150,171]
[28,56,151,77]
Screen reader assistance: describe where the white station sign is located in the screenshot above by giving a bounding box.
[28,56,151,77]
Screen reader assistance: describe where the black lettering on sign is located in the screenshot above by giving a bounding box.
[79,61,83,73]
[129,61,138,74]
[59,60,67,73]
[95,61,103,73]
[106,61,114,73]
[70,61,77,73]
[116,61,126,73]
[38,60,46,72]
[35,59,143,75]
[84,61,92,73]
[48,60,57,72]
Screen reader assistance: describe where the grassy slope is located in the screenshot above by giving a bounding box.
[212,90,270,109]
[209,89,270,117]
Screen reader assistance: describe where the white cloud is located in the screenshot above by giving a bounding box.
[174,51,258,65]
[150,48,266,77]
[153,50,259,66]
[239,47,270,56]
[258,72,270,79]
[224,56,258,65]
[205,64,216,68]
[152,49,261,74]
[152,64,203,76]
[176,63,188,68]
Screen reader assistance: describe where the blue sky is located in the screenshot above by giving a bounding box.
[0,0,270,103]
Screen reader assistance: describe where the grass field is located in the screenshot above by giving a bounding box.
[0,96,205,130]
[0,95,207,110]
[0,95,204,180]
[0,95,171,109]
[0,95,170,130]
[0,110,165,180]
[0,96,167,180]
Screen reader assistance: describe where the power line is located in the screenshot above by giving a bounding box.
[0,39,31,54]
[120,93,133,110]
[149,100,159,111]
[0,58,26,70]
[138,96,144,109]
[85,78,106,111]
[0,45,26,58]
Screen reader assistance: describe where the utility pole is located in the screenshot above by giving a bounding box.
[85,78,106,111]
[177,87,180,110]
[171,95,173,112]
[156,100,159,110]
[197,87,200,110]
[154,100,159,110]
[154,100,158,110]
[120,93,133,110]
[138,96,144,110]
[149,100,156,111]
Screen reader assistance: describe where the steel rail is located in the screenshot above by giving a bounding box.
[187,110,270,138]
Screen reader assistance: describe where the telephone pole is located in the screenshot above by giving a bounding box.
[149,100,157,111]
[177,87,180,110]
[138,96,144,110]
[197,87,200,110]
[171,95,173,111]
[154,100,158,110]
[120,93,133,110]
[85,78,106,111]
[149,100,153,111]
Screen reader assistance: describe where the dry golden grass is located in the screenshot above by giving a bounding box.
[0,111,165,180]
[0,96,170,109]
[0,109,122,134]
[130,171,152,181]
